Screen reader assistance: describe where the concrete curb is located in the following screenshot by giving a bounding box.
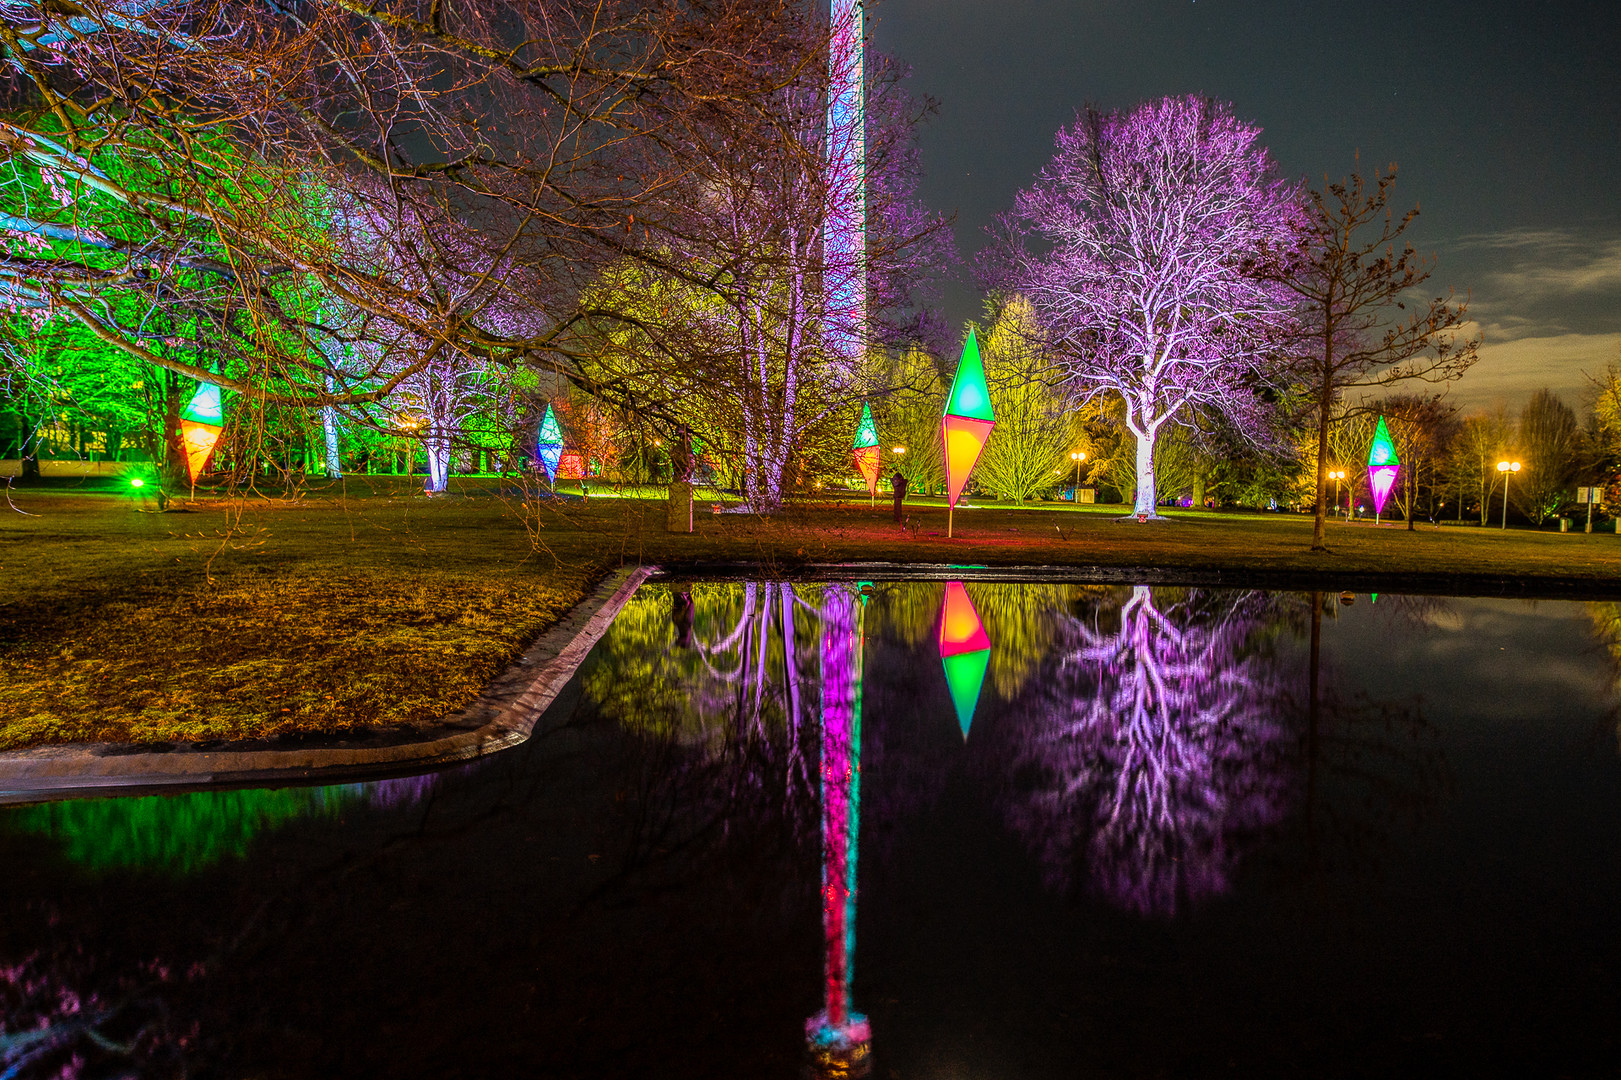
[0,565,655,804]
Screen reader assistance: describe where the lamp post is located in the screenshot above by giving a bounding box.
[1327,470,1346,521]
[1497,460,1521,529]
[1070,450,1087,501]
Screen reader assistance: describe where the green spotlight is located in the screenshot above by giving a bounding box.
[130,477,144,489]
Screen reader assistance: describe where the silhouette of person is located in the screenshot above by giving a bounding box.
[890,471,909,523]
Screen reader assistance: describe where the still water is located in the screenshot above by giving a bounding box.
[4,582,1621,1078]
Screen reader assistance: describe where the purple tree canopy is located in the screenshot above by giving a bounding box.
[990,96,1300,516]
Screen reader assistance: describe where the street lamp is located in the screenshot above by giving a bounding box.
[1497,460,1521,529]
[1069,450,1087,501]
[1327,469,1346,520]
[891,445,906,456]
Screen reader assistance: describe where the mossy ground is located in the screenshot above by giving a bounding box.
[5,474,1621,750]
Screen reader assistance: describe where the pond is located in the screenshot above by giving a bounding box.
[4,581,1621,1078]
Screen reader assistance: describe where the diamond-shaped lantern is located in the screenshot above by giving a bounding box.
[179,383,223,484]
[853,402,881,502]
[536,404,563,484]
[1367,416,1400,519]
[941,329,995,537]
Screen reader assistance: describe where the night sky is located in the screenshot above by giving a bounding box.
[868,0,1621,411]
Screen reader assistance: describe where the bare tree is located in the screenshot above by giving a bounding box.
[1444,406,1516,525]
[1516,388,1583,525]
[1265,165,1479,550]
[0,0,817,415]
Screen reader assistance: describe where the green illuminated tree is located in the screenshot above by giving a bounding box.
[871,346,946,496]
[975,297,1070,505]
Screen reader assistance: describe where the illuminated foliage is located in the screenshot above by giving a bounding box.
[871,347,947,495]
[0,0,829,424]
[974,297,1072,504]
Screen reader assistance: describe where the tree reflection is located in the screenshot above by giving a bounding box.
[6,773,441,876]
[584,582,874,1074]
[1290,592,1448,881]
[1583,601,1621,755]
[997,586,1299,916]
[2,929,200,1079]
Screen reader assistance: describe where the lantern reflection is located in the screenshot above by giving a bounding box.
[938,581,991,740]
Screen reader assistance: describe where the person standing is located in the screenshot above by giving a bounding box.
[890,470,909,523]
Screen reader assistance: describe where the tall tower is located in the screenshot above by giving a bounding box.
[825,0,866,376]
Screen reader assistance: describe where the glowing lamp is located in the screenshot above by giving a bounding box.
[536,404,563,483]
[179,382,223,483]
[1366,416,1400,518]
[129,477,144,489]
[852,402,881,499]
[941,328,996,536]
[938,581,991,739]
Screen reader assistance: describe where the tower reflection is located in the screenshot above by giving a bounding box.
[805,583,872,1076]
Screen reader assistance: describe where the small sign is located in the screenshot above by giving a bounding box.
[1578,486,1604,505]
[1077,487,1096,504]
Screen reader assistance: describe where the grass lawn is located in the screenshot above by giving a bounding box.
[5,474,1621,751]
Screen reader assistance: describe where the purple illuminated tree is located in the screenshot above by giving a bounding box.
[991,97,1299,517]
[995,586,1298,915]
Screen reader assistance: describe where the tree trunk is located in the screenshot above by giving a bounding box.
[321,408,342,479]
[423,422,450,492]
[1310,374,1333,550]
[1404,455,1416,531]
[162,372,186,489]
[1191,471,1207,511]
[1132,430,1158,517]
[14,410,40,483]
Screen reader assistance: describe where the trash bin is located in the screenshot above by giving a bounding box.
[1559,517,1572,532]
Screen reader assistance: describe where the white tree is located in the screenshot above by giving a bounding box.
[996,96,1299,517]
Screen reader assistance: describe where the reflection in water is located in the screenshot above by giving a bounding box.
[7,582,1611,1075]
[998,586,1299,916]
[1585,601,1621,753]
[2,932,200,1079]
[806,584,872,1075]
[9,773,439,875]
[1296,592,1447,881]
[938,582,990,739]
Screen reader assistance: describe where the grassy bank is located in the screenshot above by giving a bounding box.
[5,478,1621,751]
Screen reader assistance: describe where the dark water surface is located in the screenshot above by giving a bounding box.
[5,583,1621,1078]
